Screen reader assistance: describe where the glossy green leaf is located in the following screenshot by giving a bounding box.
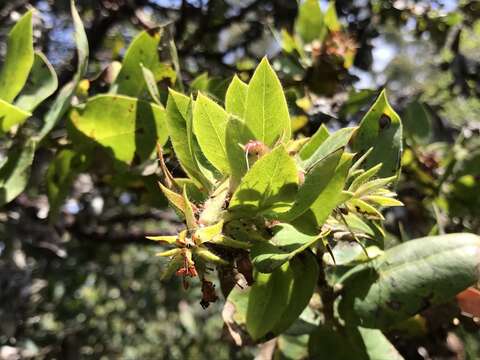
[285,149,342,221]
[0,98,31,133]
[272,253,319,335]
[38,0,89,141]
[338,233,480,328]
[225,116,252,189]
[244,57,291,146]
[295,0,326,43]
[112,28,163,97]
[309,325,404,360]
[0,139,35,205]
[299,124,330,160]
[350,90,403,178]
[69,94,168,165]
[229,146,298,217]
[246,252,318,340]
[225,75,248,118]
[166,89,211,189]
[15,52,58,112]
[293,153,353,235]
[251,223,319,272]
[193,93,229,173]
[300,127,356,171]
[0,11,34,103]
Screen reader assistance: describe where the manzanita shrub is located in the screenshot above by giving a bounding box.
[144,58,480,358]
[2,3,480,359]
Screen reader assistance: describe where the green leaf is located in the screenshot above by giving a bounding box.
[15,52,58,112]
[166,89,211,189]
[112,28,164,97]
[191,73,230,103]
[225,116,253,189]
[338,233,480,328]
[292,153,353,234]
[244,57,291,146]
[37,0,89,141]
[300,127,356,171]
[276,335,309,360]
[225,75,248,118]
[285,149,343,221]
[141,65,161,104]
[0,10,34,103]
[295,0,326,43]
[272,253,319,335]
[350,90,403,178]
[229,146,298,217]
[251,223,320,272]
[403,100,432,144]
[194,247,228,264]
[246,252,318,340]
[195,221,224,244]
[158,182,188,215]
[325,1,341,31]
[0,139,35,205]
[46,149,87,220]
[182,186,197,231]
[69,94,168,165]
[0,98,32,133]
[298,124,330,160]
[309,325,404,360]
[193,93,229,174]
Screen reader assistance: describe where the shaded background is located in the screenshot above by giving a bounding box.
[1,0,480,359]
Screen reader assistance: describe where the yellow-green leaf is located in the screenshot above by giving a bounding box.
[193,93,229,174]
[0,11,34,103]
[244,57,291,146]
[229,146,298,217]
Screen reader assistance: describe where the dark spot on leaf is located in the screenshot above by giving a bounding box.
[125,75,130,80]
[379,114,391,130]
[137,127,145,134]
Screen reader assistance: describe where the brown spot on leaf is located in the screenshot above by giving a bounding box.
[379,114,391,130]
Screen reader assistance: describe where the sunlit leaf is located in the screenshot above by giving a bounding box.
[37,0,89,141]
[229,146,298,217]
[0,11,34,103]
[225,75,248,118]
[244,57,291,146]
[0,98,31,133]
[15,52,58,112]
[69,94,168,165]
[193,93,229,174]
[350,90,403,178]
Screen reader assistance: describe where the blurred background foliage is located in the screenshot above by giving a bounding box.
[1,0,480,359]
